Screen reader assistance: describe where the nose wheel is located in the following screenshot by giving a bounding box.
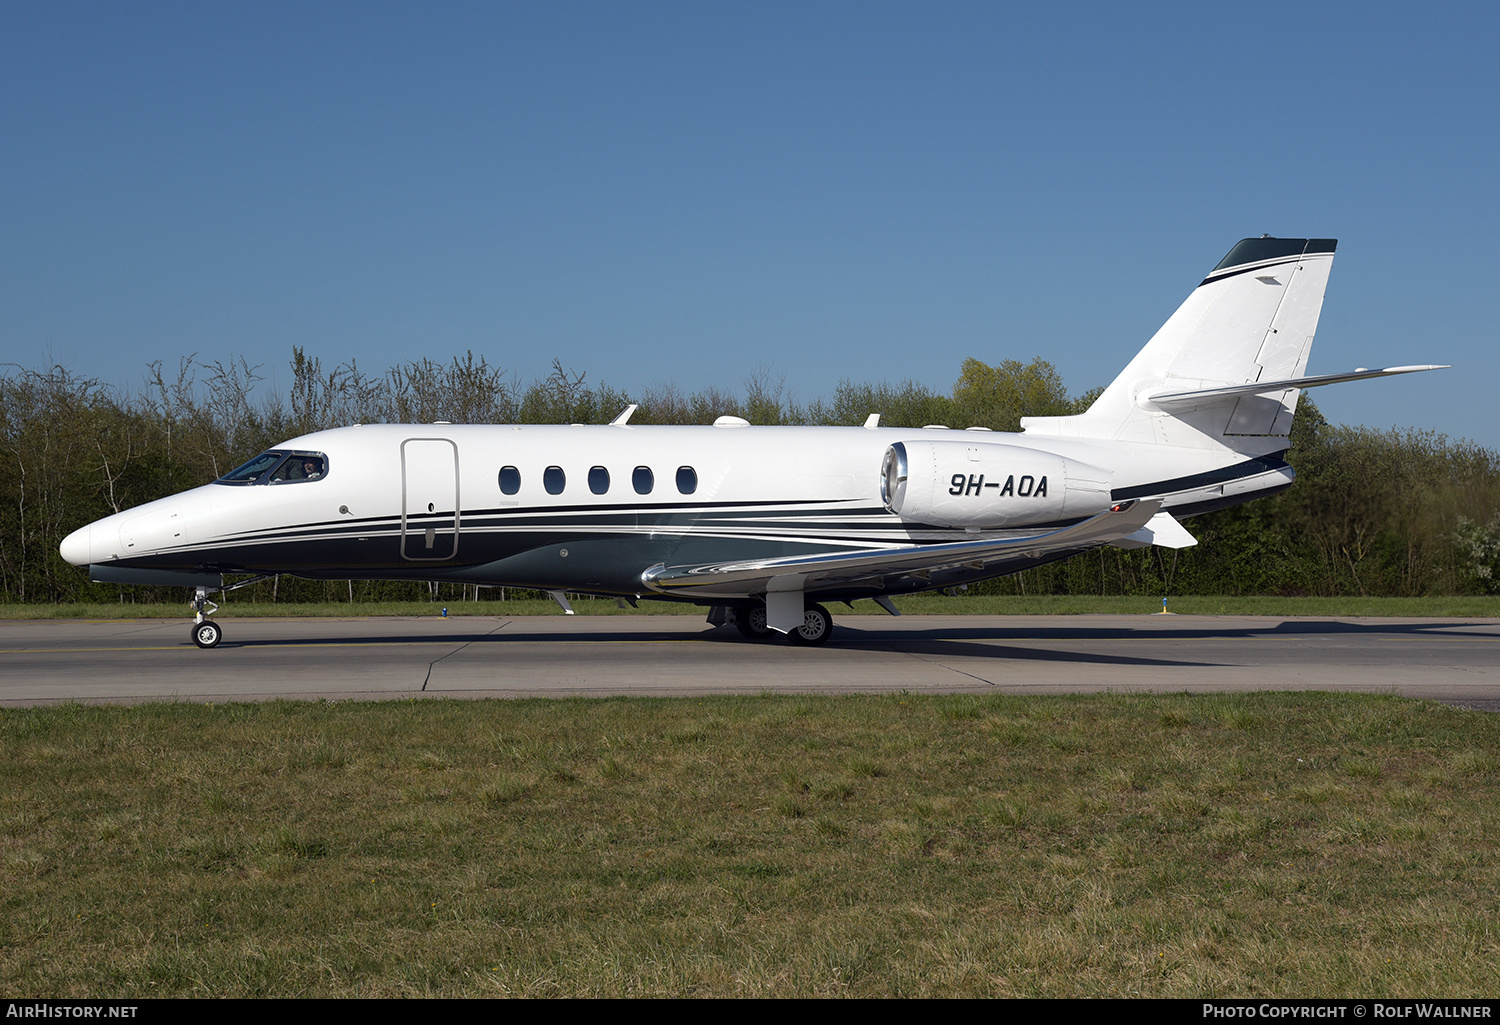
[192,620,223,648]
[190,585,223,649]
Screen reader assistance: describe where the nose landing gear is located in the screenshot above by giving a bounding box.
[186,575,272,649]
[191,587,222,648]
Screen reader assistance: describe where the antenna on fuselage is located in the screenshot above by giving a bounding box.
[610,404,638,426]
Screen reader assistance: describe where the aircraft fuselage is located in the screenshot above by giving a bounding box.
[60,421,1290,602]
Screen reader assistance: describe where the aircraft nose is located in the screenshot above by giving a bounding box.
[60,524,92,567]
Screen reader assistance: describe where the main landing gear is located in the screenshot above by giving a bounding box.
[734,599,835,646]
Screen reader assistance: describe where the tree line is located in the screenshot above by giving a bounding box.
[3,349,1497,603]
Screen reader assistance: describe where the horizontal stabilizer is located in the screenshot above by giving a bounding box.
[1109,511,1198,550]
[641,500,1160,598]
[1145,365,1448,409]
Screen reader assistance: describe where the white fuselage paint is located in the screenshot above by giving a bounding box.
[59,420,1285,601]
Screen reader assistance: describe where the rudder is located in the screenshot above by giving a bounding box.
[1022,237,1336,452]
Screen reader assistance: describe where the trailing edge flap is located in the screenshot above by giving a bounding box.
[640,500,1161,597]
[1145,365,1447,410]
[1110,511,1198,551]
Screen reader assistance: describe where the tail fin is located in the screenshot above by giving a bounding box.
[1022,237,1337,453]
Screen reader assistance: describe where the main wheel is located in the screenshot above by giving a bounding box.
[735,601,773,640]
[787,603,833,646]
[192,620,223,649]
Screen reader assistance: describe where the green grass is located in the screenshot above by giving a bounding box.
[5,594,1500,619]
[3,692,1498,996]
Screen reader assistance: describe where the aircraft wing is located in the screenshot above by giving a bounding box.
[641,499,1161,598]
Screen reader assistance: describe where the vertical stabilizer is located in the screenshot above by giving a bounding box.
[1021,238,1336,453]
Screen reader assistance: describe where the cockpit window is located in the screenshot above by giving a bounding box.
[271,454,326,483]
[215,450,328,485]
[217,451,286,484]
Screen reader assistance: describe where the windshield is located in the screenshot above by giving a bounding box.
[217,451,286,483]
[215,450,328,485]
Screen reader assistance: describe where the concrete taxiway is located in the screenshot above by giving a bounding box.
[3,614,1498,708]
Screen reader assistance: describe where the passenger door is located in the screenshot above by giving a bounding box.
[401,438,459,560]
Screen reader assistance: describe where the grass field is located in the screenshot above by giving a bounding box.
[3,692,1498,997]
[5,594,1500,619]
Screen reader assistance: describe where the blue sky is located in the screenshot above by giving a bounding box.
[3,2,1495,446]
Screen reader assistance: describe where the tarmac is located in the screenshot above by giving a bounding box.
[4,613,1499,708]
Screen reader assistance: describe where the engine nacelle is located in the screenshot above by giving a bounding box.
[880,440,1112,528]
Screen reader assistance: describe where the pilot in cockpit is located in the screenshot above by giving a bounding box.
[268,454,325,483]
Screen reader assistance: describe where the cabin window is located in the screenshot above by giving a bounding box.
[676,466,697,495]
[544,466,566,495]
[499,466,521,495]
[589,466,610,495]
[632,466,654,495]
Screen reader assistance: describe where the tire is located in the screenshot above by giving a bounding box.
[787,603,833,646]
[735,601,773,640]
[192,620,222,649]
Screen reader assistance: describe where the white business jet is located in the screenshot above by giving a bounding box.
[60,237,1444,648]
